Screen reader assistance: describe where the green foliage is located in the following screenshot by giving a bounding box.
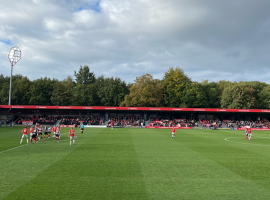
[74,65,95,85]
[73,83,98,106]
[240,81,268,108]
[0,74,10,104]
[258,85,270,109]
[221,83,256,109]
[182,82,208,108]
[95,76,129,106]
[29,77,56,105]
[120,74,164,107]
[0,74,31,105]
[202,80,222,108]
[51,77,74,106]
[162,67,191,107]
[1,66,270,108]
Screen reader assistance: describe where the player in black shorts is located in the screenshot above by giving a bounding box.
[48,126,51,138]
[31,129,37,144]
[55,128,60,142]
[44,126,48,139]
[37,125,43,141]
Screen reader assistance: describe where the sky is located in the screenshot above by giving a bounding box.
[1,0,270,84]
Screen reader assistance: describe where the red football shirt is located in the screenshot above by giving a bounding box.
[30,127,33,133]
[22,128,28,135]
[69,130,75,137]
[172,128,175,133]
[53,126,57,132]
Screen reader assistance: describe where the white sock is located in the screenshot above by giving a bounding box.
[38,137,40,140]
[70,141,72,145]
[27,139,28,143]
[59,136,60,139]
[20,139,23,144]
[73,140,75,144]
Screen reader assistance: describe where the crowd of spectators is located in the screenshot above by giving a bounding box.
[149,118,197,127]
[108,116,145,127]
[224,120,270,128]
[11,115,58,125]
[60,116,104,126]
[5,113,270,129]
[199,119,222,128]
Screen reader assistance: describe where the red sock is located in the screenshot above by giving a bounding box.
[57,138,58,141]
[31,139,32,142]
[55,138,56,141]
[41,136,42,139]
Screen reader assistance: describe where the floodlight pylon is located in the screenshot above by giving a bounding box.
[8,46,21,105]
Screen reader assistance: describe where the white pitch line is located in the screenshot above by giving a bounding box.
[0,132,71,154]
[0,144,28,154]
[224,137,270,147]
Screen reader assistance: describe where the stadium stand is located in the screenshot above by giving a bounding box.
[59,116,104,126]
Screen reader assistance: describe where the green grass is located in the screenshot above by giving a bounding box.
[1,127,270,199]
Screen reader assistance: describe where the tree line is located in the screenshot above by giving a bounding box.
[0,65,270,109]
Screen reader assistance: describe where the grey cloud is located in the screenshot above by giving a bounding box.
[1,0,270,84]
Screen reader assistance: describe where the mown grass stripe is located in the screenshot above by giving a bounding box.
[131,128,270,199]
[3,128,147,200]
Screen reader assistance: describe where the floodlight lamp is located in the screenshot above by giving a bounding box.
[8,46,21,66]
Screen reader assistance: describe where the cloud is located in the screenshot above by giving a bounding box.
[0,0,270,84]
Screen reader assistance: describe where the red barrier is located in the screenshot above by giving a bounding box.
[237,128,270,131]
[145,126,192,129]
[1,105,270,113]
[60,125,75,127]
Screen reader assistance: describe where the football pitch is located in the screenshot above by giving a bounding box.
[1,127,270,200]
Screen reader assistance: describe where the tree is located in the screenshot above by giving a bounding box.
[74,65,95,85]
[162,67,191,107]
[95,76,129,106]
[12,75,32,105]
[258,85,270,109]
[0,74,31,105]
[201,80,221,108]
[221,83,256,109]
[0,74,11,104]
[240,81,268,108]
[51,77,74,106]
[120,74,164,107]
[182,82,208,108]
[29,77,56,105]
[72,84,97,106]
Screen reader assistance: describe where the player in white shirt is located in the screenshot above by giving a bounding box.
[48,126,51,138]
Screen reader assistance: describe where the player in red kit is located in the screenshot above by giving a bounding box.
[248,128,252,140]
[20,126,29,144]
[55,127,60,142]
[31,128,37,144]
[172,127,176,138]
[68,128,75,145]
[30,126,33,135]
[52,125,57,137]
[111,121,113,130]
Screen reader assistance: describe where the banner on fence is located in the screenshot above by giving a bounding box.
[22,121,33,126]
[60,125,75,127]
[237,128,270,131]
[145,126,192,129]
